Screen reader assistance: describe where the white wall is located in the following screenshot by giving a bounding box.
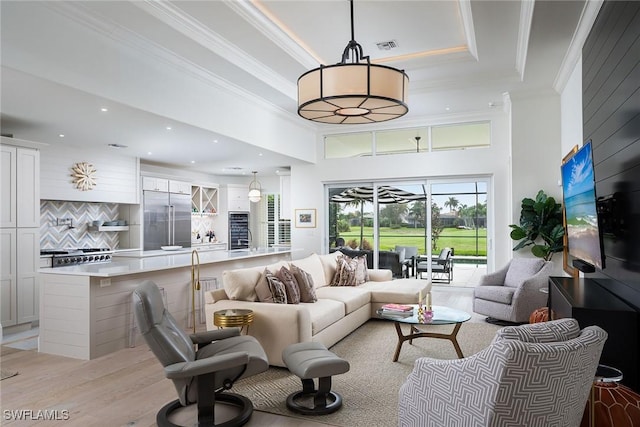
[560,60,583,158]
[509,91,565,274]
[289,110,512,271]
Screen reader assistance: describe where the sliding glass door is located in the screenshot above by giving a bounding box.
[328,184,374,251]
[429,180,488,259]
[327,177,490,280]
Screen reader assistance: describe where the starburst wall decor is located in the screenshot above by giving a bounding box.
[71,161,97,191]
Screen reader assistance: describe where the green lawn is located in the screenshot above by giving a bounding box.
[338,226,487,256]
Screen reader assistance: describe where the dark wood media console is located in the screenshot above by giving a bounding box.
[549,276,639,391]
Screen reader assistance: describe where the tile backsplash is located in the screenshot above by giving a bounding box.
[40,200,121,249]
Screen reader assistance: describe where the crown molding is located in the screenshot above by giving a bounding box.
[553,0,604,94]
[459,0,478,61]
[515,0,535,82]
[134,1,297,100]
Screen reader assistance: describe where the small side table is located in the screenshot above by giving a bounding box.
[213,309,254,334]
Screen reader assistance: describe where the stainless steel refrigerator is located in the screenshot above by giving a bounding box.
[229,212,250,250]
[143,190,192,250]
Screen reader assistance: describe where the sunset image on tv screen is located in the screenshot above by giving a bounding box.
[561,142,602,269]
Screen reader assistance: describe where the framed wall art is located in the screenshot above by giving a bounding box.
[295,209,316,228]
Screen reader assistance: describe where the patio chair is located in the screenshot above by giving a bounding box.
[394,245,419,278]
[378,250,404,278]
[416,248,453,283]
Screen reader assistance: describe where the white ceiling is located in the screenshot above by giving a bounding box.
[0,0,589,177]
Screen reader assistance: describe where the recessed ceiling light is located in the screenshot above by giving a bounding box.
[100,107,108,112]
[166,126,172,131]
[147,151,152,155]
[58,134,65,138]
[108,143,128,149]
[213,139,218,143]
[258,153,263,156]
[190,160,195,164]
[445,106,451,111]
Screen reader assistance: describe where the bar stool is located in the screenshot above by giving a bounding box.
[129,286,167,347]
[187,277,218,328]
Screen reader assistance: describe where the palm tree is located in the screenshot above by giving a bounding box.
[444,197,459,215]
[410,200,426,228]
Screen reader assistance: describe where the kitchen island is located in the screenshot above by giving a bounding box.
[39,248,293,360]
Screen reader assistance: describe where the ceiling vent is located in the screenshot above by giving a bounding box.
[376,40,398,51]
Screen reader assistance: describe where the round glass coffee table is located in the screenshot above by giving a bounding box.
[376,305,471,362]
[213,309,254,334]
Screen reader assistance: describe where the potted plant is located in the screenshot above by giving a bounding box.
[509,190,565,261]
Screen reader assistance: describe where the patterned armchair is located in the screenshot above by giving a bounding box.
[398,318,607,427]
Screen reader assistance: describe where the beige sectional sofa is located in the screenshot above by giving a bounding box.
[204,251,431,366]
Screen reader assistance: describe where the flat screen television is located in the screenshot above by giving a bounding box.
[560,140,605,270]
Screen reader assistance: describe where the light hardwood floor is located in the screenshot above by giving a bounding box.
[0,285,475,426]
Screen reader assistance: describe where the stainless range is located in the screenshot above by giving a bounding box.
[40,248,113,268]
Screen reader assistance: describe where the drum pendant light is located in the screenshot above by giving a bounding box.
[297,0,409,124]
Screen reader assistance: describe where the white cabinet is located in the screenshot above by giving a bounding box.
[16,228,39,324]
[142,177,191,194]
[1,146,38,227]
[142,176,169,192]
[169,179,191,195]
[0,229,17,326]
[227,185,250,212]
[1,146,16,227]
[0,142,40,328]
[191,184,219,215]
[17,148,40,227]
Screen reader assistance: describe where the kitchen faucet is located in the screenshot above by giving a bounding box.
[237,230,253,249]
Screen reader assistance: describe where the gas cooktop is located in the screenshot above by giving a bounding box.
[40,248,113,267]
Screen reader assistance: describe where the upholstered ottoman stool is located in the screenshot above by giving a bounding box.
[282,342,350,415]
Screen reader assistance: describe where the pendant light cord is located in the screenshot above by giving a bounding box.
[341,0,369,64]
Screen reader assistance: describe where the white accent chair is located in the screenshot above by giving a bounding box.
[399,318,607,427]
[473,258,552,323]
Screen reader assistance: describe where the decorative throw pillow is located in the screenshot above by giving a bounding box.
[330,255,358,286]
[353,255,369,285]
[290,264,317,303]
[277,266,301,304]
[265,269,287,304]
[255,268,275,302]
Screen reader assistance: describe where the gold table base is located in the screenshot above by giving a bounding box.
[213,309,254,334]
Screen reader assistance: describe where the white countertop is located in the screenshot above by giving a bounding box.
[113,244,226,258]
[39,247,293,278]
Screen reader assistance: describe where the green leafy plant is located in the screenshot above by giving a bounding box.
[509,190,565,261]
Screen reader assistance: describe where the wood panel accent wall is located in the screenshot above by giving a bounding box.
[583,1,640,308]
[582,0,640,389]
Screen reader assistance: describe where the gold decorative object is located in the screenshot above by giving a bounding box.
[190,250,201,334]
[71,162,97,191]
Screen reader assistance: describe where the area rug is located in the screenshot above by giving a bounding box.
[233,319,501,427]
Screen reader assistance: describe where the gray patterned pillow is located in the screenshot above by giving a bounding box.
[265,269,287,304]
[290,264,317,303]
[277,266,301,304]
